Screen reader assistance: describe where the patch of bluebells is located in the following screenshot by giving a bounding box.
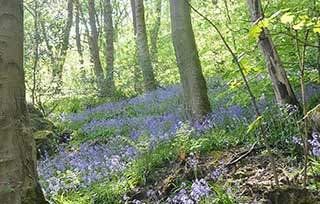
[166,179,214,204]
[309,132,320,157]
[301,82,320,102]
[61,85,183,124]
[40,80,318,200]
[210,161,227,181]
[211,169,220,181]
[38,139,138,198]
[187,153,199,169]
[164,161,233,204]
[39,83,254,198]
[194,104,253,134]
[82,113,182,141]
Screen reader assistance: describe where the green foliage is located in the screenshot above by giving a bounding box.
[210,184,235,204]
[309,157,320,191]
[262,103,301,150]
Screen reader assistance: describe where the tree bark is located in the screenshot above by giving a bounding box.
[131,0,137,35]
[170,0,211,121]
[75,0,84,67]
[130,0,143,94]
[317,34,320,81]
[88,0,107,96]
[247,0,299,106]
[103,0,116,94]
[0,1,47,203]
[52,0,74,93]
[31,0,40,105]
[135,0,157,92]
[150,0,162,62]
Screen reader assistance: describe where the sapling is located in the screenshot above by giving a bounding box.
[295,29,310,187]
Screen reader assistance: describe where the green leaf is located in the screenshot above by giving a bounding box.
[293,20,305,30]
[259,19,270,28]
[229,79,242,89]
[314,27,320,34]
[281,12,294,24]
[249,24,262,38]
[247,116,263,134]
[313,21,320,34]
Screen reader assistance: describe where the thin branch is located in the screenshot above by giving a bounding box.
[295,30,310,187]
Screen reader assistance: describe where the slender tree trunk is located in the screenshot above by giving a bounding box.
[88,0,107,96]
[104,0,116,94]
[32,0,40,105]
[247,0,299,106]
[150,0,162,62]
[0,1,47,203]
[170,0,211,121]
[131,0,137,34]
[223,0,237,50]
[135,0,157,92]
[317,34,320,81]
[316,1,320,81]
[130,0,143,94]
[52,0,74,93]
[40,20,56,74]
[75,0,85,74]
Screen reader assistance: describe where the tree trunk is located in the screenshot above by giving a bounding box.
[130,0,144,94]
[0,1,47,203]
[247,0,299,106]
[135,0,157,92]
[103,0,116,94]
[88,0,107,96]
[170,0,211,121]
[75,0,85,71]
[53,0,74,93]
[317,34,320,81]
[150,0,162,62]
[131,0,137,35]
[31,0,40,105]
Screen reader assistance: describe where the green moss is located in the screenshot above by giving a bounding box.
[22,184,48,204]
[33,130,58,158]
[33,130,53,140]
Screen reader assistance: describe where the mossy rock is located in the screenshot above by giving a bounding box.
[28,104,58,158]
[33,130,58,159]
[263,186,320,204]
[30,117,54,132]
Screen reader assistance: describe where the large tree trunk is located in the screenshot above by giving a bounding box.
[150,0,162,62]
[247,0,298,106]
[170,0,211,121]
[0,1,47,203]
[103,0,116,94]
[135,0,157,92]
[52,0,74,93]
[88,0,107,96]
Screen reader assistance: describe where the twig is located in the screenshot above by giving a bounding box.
[226,142,257,166]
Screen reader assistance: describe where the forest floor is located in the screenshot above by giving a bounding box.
[126,146,320,204]
[34,80,320,204]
